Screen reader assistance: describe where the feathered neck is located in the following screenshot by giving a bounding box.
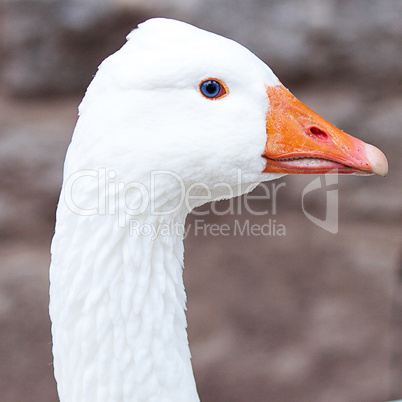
[50,181,200,401]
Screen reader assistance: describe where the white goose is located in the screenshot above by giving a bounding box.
[50,18,388,401]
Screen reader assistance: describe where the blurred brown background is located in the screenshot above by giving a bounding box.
[0,1,401,401]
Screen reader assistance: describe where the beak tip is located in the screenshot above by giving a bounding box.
[365,143,389,177]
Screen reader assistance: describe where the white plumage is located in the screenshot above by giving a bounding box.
[50,18,388,401]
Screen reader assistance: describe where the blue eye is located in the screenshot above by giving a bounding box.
[199,79,227,99]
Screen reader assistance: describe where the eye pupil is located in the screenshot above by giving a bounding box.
[200,80,222,98]
[205,82,219,95]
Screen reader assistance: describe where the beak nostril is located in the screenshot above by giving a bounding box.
[308,126,329,140]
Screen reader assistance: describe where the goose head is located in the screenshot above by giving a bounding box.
[51,18,389,402]
[71,18,387,214]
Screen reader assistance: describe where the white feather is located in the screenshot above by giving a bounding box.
[50,18,284,401]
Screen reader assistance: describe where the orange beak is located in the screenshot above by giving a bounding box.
[263,84,388,176]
